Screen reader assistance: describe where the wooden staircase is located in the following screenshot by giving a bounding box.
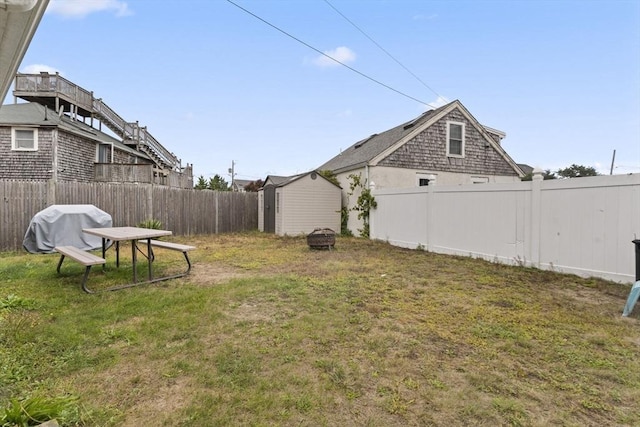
[13,72,181,172]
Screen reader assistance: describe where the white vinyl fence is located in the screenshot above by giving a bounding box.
[370,173,640,283]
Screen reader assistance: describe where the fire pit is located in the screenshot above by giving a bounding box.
[307,228,336,250]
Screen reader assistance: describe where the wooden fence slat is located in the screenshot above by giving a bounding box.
[0,180,258,251]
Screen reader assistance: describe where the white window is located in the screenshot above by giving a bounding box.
[11,128,38,151]
[446,121,465,157]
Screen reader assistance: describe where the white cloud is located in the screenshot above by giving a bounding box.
[47,0,132,18]
[428,96,449,109]
[20,64,62,74]
[413,13,438,21]
[313,46,356,68]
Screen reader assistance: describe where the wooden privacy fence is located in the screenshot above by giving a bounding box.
[370,173,640,284]
[0,180,258,251]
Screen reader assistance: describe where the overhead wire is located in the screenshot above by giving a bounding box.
[224,0,432,106]
[323,0,444,102]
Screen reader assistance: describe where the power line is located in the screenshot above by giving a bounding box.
[323,0,444,101]
[224,0,432,106]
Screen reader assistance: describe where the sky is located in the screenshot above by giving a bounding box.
[7,0,640,181]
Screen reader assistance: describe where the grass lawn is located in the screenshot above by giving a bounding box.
[1,232,639,426]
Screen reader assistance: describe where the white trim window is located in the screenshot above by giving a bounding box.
[11,128,38,151]
[446,121,465,157]
[97,144,111,163]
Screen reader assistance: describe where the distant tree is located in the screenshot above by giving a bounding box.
[556,164,599,178]
[319,169,340,186]
[243,179,264,192]
[521,169,557,181]
[208,174,230,191]
[194,175,208,189]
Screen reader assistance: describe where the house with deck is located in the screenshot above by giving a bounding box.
[0,72,192,188]
[319,100,524,234]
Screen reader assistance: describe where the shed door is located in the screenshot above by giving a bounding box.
[263,185,276,233]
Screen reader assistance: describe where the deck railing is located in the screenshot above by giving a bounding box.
[14,73,181,171]
[15,73,93,111]
[94,163,193,188]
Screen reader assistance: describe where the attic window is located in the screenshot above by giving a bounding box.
[11,128,38,151]
[446,121,465,158]
[355,134,377,149]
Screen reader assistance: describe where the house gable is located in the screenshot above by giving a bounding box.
[374,103,523,177]
[320,100,522,178]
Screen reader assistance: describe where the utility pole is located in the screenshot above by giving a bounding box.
[609,149,616,175]
[228,160,236,191]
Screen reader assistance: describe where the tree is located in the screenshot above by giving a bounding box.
[318,169,340,186]
[521,169,557,181]
[208,174,230,191]
[243,179,264,192]
[556,164,599,178]
[194,175,208,189]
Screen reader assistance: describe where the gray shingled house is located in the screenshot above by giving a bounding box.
[0,73,192,188]
[1,102,151,182]
[318,99,524,234]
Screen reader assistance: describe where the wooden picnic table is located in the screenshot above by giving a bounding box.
[83,226,172,287]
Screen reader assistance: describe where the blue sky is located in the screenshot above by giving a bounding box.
[9,0,640,181]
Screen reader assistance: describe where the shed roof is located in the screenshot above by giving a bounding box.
[263,171,341,189]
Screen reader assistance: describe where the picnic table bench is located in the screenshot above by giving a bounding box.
[55,246,106,293]
[141,239,196,278]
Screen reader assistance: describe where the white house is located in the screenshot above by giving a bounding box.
[319,100,524,234]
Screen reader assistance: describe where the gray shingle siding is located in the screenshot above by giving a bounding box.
[57,130,97,181]
[378,110,519,176]
[0,126,53,180]
[0,124,153,182]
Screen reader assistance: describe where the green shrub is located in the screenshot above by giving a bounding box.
[137,219,162,229]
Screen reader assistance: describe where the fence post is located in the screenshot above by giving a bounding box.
[146,183,153,221]
[215,191,219,234]
[46,179,56,206]
[530,168,544,268]
[425,181,434,251]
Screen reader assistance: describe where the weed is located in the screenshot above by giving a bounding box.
[0,294,36,311]
[0,395,79,426]
[137,218,162,229]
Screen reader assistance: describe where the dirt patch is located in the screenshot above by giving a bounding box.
[188,262,250,286]
[552,285,623,307]
[226,301,280,323]
[120,376,190,427]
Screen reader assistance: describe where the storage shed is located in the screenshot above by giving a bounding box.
[258,171,341,236]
